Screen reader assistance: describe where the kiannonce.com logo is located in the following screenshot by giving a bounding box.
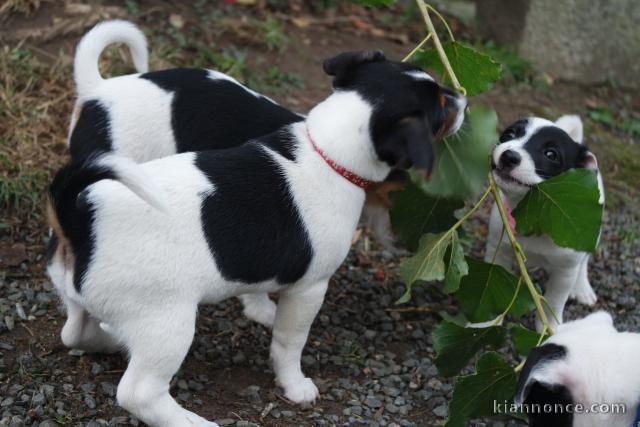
[493,400,628,415]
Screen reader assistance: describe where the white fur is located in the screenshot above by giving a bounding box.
[555,114,584,143]
[486,116,603,331]
[74,20,148,98]
[48,91,394,425]
[404,70,434,82]
[517,312,640,427]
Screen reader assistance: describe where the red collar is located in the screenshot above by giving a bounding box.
[306,127,373,189]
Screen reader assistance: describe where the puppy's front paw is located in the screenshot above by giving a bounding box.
[184,411,219,427]
[283,377,319,403]
[570,284,597,306]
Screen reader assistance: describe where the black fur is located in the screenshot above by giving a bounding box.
[499,119,528,143]
[324,54,455,173]
[139,68,304,153]
[69,100,113,163]
[522,127,590,179]
[195,128,313,285]
[516,343,572,427]
[48,160,116,291]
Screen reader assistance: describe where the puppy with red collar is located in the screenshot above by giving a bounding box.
[47,50,466,426]
[485,115,604,330]
[58,21,466,335]
[516,311,640,427]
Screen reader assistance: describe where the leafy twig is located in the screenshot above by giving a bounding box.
[415,0,465,94]
[488,173,554,335]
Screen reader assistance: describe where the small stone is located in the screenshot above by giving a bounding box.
[1,397,14,407]
[4,316,14,331]
[433,404,448,418]
[215,419,235,426]
[0,341,14,351]
[38,421,60,427]
[364,329,377,339]
[301,355,316,367]
[100,382,116,397]
[281,410,295,418]
[385,403,399,414]
[15,303,27,320]
[84,395,97,409]
[91,362,104,375]
[365,397,383,409]
[232,352,246,364]
[177,379,189,390]
[68,349,84,357]
[32,393,46,406]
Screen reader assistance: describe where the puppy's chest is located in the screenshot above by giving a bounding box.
[519,235,583,266]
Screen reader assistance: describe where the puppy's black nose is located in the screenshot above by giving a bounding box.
[498,150,521,170]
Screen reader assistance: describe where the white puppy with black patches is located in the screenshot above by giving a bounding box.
[46,51,466,426]
[515,311,640,427]
[485,115,604,330]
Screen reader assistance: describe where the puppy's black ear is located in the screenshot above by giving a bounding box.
[375,116,434,177]
[521,381,574,427]
[515,343,567,404]
[323,50,385,85]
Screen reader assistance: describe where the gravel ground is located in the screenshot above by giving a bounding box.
[1,201,638,427]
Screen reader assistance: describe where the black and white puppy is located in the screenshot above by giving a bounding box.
[67,20,302,329]
[47,50,466,426]
[516,311,640,427]
[63,21,465,331]
[485,115,604,330]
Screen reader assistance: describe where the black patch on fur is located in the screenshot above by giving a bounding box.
[325,57,455,173]
[524,382,574,427]
[516,344,572,426]
[523,127,590,179]
[195,129,313,284]
[68,100,113,163]
[49,161,116,291]
[499,119,528,143]
[139,68,304,153]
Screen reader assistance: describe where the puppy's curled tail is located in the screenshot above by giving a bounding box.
[74,20,148,97]
[49,154,169,246]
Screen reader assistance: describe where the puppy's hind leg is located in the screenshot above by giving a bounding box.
[239,293,277,328]
[60,298,120,354]
[115,303,218,427]
[270,281,328,403]
[569,254,597,306]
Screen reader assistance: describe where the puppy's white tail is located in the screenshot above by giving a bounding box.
[74,20,148,97]
[97,155,169,212]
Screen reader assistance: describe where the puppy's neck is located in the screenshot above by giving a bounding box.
[499,188,526,208]
[305,91,391,182]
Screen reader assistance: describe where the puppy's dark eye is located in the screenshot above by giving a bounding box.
[544,149,558,161]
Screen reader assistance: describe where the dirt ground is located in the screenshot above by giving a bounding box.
[1,1,639,427]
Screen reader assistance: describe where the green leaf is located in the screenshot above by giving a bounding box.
[433,321,506,377]
[420,106,498,200]
[398,231,453,303]
[413,41,502,97]
[446,352,518,427]
[443,232,468,293]
[390,175,463,251]
[510,324,546,357]
[513,169,603,253]
[348,0,395,6]
[455,259,534,323]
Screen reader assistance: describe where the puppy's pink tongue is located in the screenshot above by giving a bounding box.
[503,200,517,234]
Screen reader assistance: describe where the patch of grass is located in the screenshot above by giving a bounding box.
[588,106,640,139]
[585,123,640,209]
[257,17,289,52]
[0,0,48,18]
[0,45,71,225]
